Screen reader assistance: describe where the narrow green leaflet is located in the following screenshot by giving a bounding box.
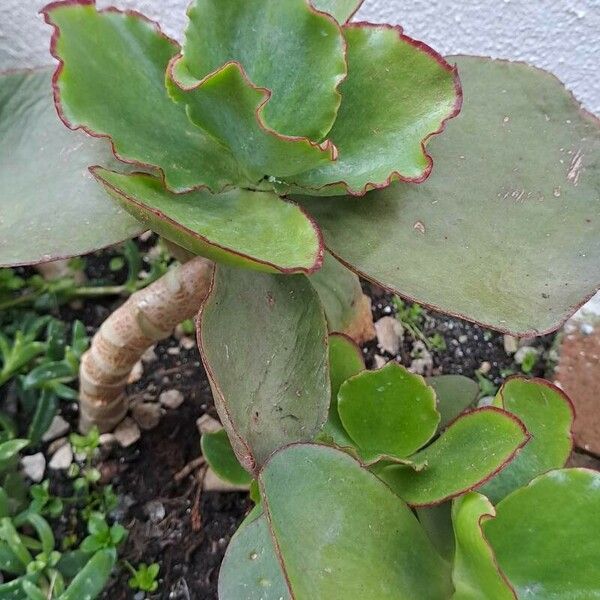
[484,469,600,599]
[301,56,600,334]
[310,0,363,23]
[43,3,241,193]
[379,408,529,506]
[320,333,364,446]
[198,266,330,474]
[0,69,143,267]
[478,377,574,503]
[259,444,453,599]
[452,493,516,600]
[93,169,322,274]
[427,375,479,428]
[309,252,368,333]
[285,24,460,195]
[168,62,336,182]
[201,429,252,487]
[338,363,439,461]
[219,514,289,600]
[58,548,116,600]
[177,0,346,139]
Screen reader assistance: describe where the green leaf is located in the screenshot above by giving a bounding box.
[21,581,46,600]
[201,429,252,487]
[169,62,336,181]
[0,518,32,568]
[198,266,329,473]
[283,24,460,195]
[301,56,600,334]
[427,375,479,428]
[0,68,143,268]
[310,0,363,23]
[378,408,529,506]
[92,169,322,275]
[219,514,290,600]
[22,362,73,390]
[478,377,574,503]
[338,362,439,461]
[320,333,364,447]
[175,0,346,140]
[43,3,242,193]
[484,469,600,599]
[0,440,29,464]
[416,502,455,564]
[259,444,453,598]
[0,575,36,600]
[58,548,116,600]
[309,252,368,333]
[27,390,58,446]
[452,493,516,600]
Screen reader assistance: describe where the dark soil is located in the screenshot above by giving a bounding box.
[11,241,595,599]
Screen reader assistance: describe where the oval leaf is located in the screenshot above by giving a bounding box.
[219,514,289,600]
[452,493,516,600]
[478,377,574,503]
[176,0,346,140]
[284,24,461,195]
[484,469,600,599]
[201,429,252,487]
[259,443,453,599]
[43,2,242,193]
[301,56,600,334]
[197,266,330,474]
[92,168,322,275]
[427,375,479,429]
[0,69,143,268]
[320,333,364,447]
[378,408,529,506]
[338,362,440,461]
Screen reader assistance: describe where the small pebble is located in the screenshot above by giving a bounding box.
[503,334,519,355]
[160,389,185,410]
[99,433,118,448]
[479,361,492,375]
[47,437,68,455]
[114,418,141,448]
[374,316,403,355]
[42,415,70,442]
[141,345,158,363]
[143,499,166,523]
[373,355,387,369]
[21,453,46,482]
[180,336,196,350]
[197,414,221,436]
[49,444,73,470]
[132,402,163,431]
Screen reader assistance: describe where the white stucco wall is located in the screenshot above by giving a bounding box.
[1,0,598,114]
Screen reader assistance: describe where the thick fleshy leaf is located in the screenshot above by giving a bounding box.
[478,377,574,503]
[0,69,143,267]
[338,362,439,461]
[168,62,336,181]
[283,24,461,195]
[43,2,241,193]
[301,56,600,334]
[201,429,252,486]
[310,0,363,24]
[416,503,455,564]
[309,252,367,332]
[219,514,289,600]
[452,493,516,600]
[259,444,453,598]
[427,375,479,428]
[320,333,364,446]
[92,168,322,274]
[175,0,346,140]
[197,266,329,473]
[378,408,529,507]
[484,469,600,598]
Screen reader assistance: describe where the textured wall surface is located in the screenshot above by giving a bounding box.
[1,0,599,113]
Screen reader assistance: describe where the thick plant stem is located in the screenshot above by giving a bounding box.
[79,257,213,433]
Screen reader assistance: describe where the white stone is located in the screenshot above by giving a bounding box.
[197,414,221,436]
[132,402,163,431]
[374,316,403,355]
[373,355,388,369]
[114,418,141,448]
[49,444,73,470]
[42,415,70,442]
[159,389,185,410]
[21,452,46,482]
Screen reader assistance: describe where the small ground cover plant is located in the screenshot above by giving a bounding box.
[0,0,598,597]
